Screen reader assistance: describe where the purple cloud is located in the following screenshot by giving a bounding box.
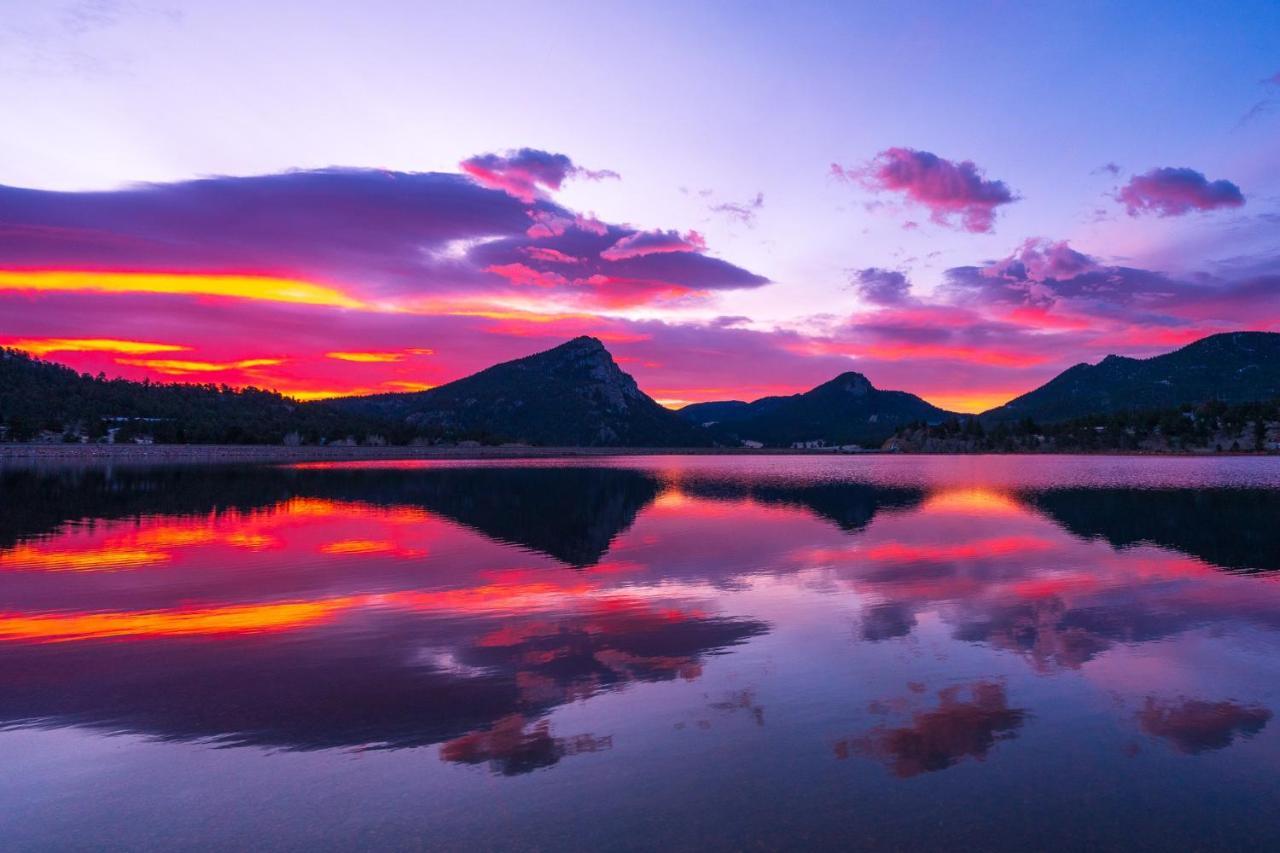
[852,268,912,305]
[459,148,617,203]
[710,192,764,225]
[0,165,766,307]
[1118,167,1244,217]
[836,147,1018,233]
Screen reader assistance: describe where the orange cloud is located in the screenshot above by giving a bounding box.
[383,381,435,392]
[5,337,190,357]
[327,351,406,363]
[116,357,284,375]
[0,269,371,310]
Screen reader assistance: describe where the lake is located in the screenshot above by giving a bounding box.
[2,455,1279,851]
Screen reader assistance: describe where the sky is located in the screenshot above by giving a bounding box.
[1,0,1278,412]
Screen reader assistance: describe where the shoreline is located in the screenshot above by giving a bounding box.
[0,443,1272,466]
[0,443,843,466]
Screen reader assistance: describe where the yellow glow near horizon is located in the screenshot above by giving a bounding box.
[920,390,1019,414]
[0,270,372,310]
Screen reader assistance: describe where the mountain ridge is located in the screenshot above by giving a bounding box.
[324,336,709,447]
[679,370,954,447]
[981,331,1280,423]
[6,331,1280,449]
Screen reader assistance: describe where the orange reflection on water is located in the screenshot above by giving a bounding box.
[0,597,362,643]
[803,534,1055,567]
[861,535,1056,563]
[921,488,1027,517]
[319,538,426,557]
[0,498,444,574]
[1,545,171,572]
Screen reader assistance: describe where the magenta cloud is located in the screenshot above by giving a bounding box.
[599,229,707,261]
[982,239,1099,284]
[1117,167,1245,217]
[459,147,618,203]
[837,147,1018,233]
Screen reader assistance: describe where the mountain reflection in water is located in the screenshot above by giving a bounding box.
[1,456,1279,851]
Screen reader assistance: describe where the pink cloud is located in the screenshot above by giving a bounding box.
[521,246,582,264]
[600,229,706,261]
[484,263,570,288]
[838,147,1018,233]
[525,210,609,239]
[981,239,1100,283]
[1118,167,1244,217]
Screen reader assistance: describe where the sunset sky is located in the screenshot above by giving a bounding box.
[2,1,1278,412]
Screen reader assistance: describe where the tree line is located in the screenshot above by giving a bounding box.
[0,348,461,446]
[891,398,1280,453]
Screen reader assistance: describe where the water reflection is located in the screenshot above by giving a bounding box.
[1,457,1280,849]
[836,682,1029,777]
[1136,697,1272,754]
[1027,487,1280,573]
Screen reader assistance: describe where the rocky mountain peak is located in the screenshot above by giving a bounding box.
[828,371,874,395]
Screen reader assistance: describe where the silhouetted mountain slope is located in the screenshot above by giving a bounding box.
[679,398,787,425]
[983,332,1280,423]
[679,372,953,446]
[328,337,709,447]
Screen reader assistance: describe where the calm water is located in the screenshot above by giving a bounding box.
[2,455,1279,852]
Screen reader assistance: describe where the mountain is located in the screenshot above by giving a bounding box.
[983,332,1280,424]
[680,397,788,425]
[327,336,710,447]
[678,371,953,447]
